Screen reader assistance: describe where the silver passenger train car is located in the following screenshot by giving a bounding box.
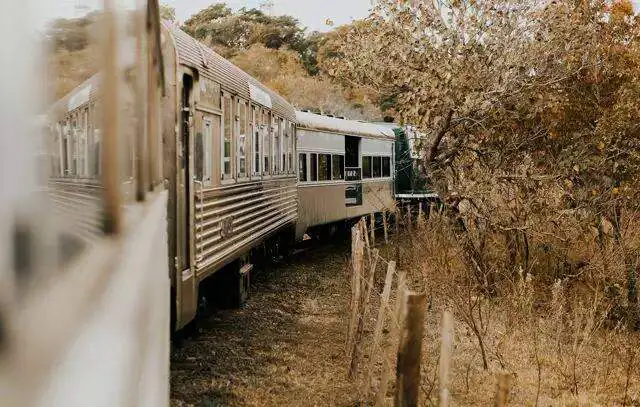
[48,22,299,331]
[162,24,298,329]
[295,111,396,240]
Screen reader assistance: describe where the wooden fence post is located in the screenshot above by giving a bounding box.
[347,225,364,355]
[439,311,454,407]
[395,207,400,235]
[362,218,371,257]
[368,260,396,395]
[406,205,412,233]
[494,372,511,407]
[376,269,406,406]
[394,292,426,407]
[349,240,377,380]
[418,203,423,226]
[383,210,389,244]
[370,213,376,246]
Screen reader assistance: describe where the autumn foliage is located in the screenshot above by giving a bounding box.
[331,0,640,402]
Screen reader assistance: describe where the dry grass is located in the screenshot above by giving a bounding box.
[379,211,640,406]
[170,241,362,407]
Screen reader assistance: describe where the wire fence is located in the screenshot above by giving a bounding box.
[345,209,512,407]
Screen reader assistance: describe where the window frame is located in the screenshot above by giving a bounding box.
[310,153,318,182]
[362,156,372,179]
[252,105,261,177]
[221,93,233,180]
[382,156,391,178]
[332,154,344,180]
[318,153,332,181]
[262,110,270,176]
[298,153,307,182]
[373,156,382,178]
[237,99,248,179]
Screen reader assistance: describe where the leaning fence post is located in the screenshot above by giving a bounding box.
[394,292,426,407]
[370,213,376,246]
[494,372,511,407]
[439,311,454,407]
[383,210,389,244]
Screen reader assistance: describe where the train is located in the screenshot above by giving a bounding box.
[46,21,431,332]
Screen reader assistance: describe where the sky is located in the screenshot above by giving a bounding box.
[32,0,640,32]
[35,0,375,32]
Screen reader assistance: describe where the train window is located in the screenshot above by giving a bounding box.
[92,102,102,177]
[195,132,204,182]
[71,117,79,176]
[64,121,72,176]
[382,157,391,177]
[332,155,344,180]
[318,154,331,181]
[54,124,63,176]
[263,112,270,175]
[280,118,286,174]
[274,117,281,173]
[253,107,260,175]
[299,153,307,182]
[373,156,382,178]
[287,121,294,173]
[238,101,247,178]
[80,108,89,177]
[222,96,232,178]
[195,118,213,186]
[362,156,372,179]
[310,153,318,181]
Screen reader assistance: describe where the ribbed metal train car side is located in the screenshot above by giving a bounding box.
[295,112,396,240]
[165,24,298,329]
[46,75,106,254]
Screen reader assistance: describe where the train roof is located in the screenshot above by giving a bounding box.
[48,73,102,120]
[295,111,396,140]
[166,23,296,123]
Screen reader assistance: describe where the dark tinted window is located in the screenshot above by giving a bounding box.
[299,153,307,182]
[319,154,331,181]
[363,156,372,179]
[195,133,204,182]
[373,156,382,178]
[382,157,391,177]
[310,153,318,181]
[332,155,344,180]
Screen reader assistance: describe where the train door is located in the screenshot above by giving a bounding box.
[177,73,197,329]
[345,136,363,207]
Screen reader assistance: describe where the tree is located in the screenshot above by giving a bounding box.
[182,5,306,58]
[159,4,176,22]
[330,0,640,323]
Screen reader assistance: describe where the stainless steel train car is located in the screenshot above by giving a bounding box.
[162,24,298,329]
[295,111,396,240]
[47,22,299,331]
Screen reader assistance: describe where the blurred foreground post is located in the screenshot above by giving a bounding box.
[394,292,426,407]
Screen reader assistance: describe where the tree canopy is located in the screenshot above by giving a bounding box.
[182,5,307,59]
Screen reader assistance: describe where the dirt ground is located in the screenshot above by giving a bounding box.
[170,240,361,407]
